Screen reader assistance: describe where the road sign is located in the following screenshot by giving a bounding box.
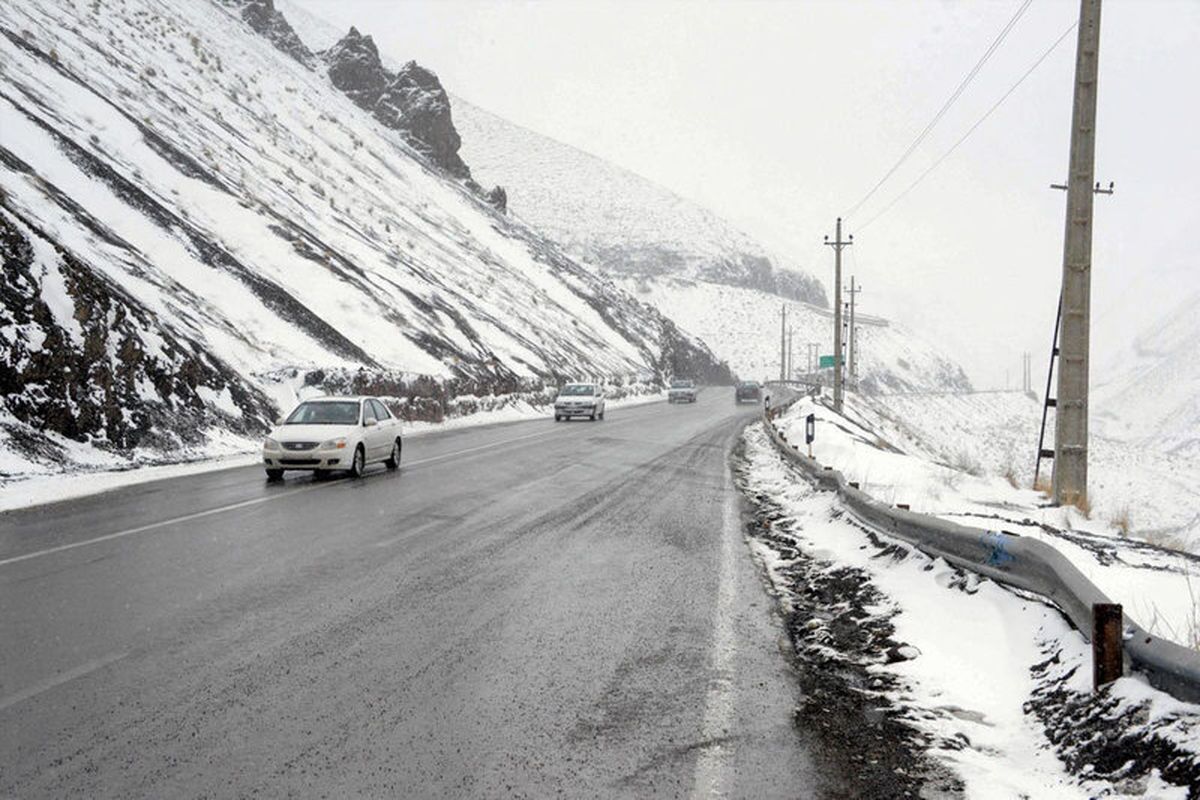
[818,355,835,369]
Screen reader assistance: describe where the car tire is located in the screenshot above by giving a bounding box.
[265,468,283,481]
[589,410,596,421]
[554,414,561,422]
[385,439,401,470]
[598,408,605,420]
[348,445,365,478]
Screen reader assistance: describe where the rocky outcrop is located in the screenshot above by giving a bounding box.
[486,185,508,214]
[323,28,470,179]
[223,0,312,67]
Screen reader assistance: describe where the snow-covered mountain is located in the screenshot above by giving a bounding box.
[276,0,970,395]
[453,98,827,307]
[0,0,728,476]
[1094,290,1200,455]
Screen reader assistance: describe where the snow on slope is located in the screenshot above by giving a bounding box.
[1094,289,1200,455]
[0,0,726,476]
[452,97,827,306]
[847,390,1200,554]
[618,277,971,392]
[280,1,980,396]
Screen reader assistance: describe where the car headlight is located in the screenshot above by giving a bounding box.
[320,437,348,450]
[263,437,280,449]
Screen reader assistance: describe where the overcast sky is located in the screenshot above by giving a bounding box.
[289,0,1200,388]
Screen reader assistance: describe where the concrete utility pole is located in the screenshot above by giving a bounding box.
[787,327,794,381]
[1053,0,1103,508]
[779,304,787,382]
[824,218,852,413]
[845,277,862,389]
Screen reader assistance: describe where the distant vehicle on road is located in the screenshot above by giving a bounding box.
[734,381,762,404]
[554,383,606,421]
[262,396,401,480]
[668,379,698,404]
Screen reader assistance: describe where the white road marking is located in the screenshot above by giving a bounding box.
[0,426,582,569]
[691,466,740,799]
[0,650,128,713]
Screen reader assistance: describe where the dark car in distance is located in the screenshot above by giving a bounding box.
[734,381,762,404]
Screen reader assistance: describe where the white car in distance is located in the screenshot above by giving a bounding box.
[668,379,698,403]
[553,383,606,422]
[262,396,402,480]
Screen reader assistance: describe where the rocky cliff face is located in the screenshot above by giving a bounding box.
[0,206,274,468]
[323,27,469,180]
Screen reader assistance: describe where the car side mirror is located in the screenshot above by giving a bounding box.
[276,418,286,426]
[363,419,377,428]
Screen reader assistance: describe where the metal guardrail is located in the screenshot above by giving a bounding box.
[761,394,1200,705]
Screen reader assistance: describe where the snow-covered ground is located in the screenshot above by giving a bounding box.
[772,392,1200,651]
[741,413,1200,797]
[841,390,1200,556]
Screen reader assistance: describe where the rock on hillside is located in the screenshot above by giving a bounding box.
[226,0,313,67]
[323,26,468,179]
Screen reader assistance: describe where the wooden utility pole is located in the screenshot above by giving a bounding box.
[1053,0,1103,508]
[824,218,852,413]
[845,277,862,389]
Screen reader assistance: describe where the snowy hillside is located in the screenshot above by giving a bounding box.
[451,98,827,306]
[277,0,984,397]
[0,0,727,477]
[1094,289,1200,455]
[618,277,971,392]
[841,390,1200,554]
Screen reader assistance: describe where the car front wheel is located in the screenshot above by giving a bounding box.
[266,468,284,481]
[385,439,401,470]
[348,445,366,478]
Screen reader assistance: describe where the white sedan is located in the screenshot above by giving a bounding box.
[262,396,402,480]
[553,383,606,421]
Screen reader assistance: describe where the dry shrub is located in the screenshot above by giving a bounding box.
[1142,528,1188,553]
[1069,493,1092,519]
[1001,463,1020,490]
[951,449,983,477]
[1109,506,1133,538]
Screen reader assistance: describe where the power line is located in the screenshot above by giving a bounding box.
[858,20,1078,233]
[843,0,1035,219]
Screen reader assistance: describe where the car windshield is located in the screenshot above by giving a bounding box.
[740,382,759,388]
[285,401,361,425]
[560,385,594,396]
[670,380,694,388]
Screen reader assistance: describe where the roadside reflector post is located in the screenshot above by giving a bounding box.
[805,413,815,459]
[1093,603,1123,690]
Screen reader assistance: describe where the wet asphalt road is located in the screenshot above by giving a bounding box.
[0,396,824,798]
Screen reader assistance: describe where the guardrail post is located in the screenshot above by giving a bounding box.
[1093,603,1123,690]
